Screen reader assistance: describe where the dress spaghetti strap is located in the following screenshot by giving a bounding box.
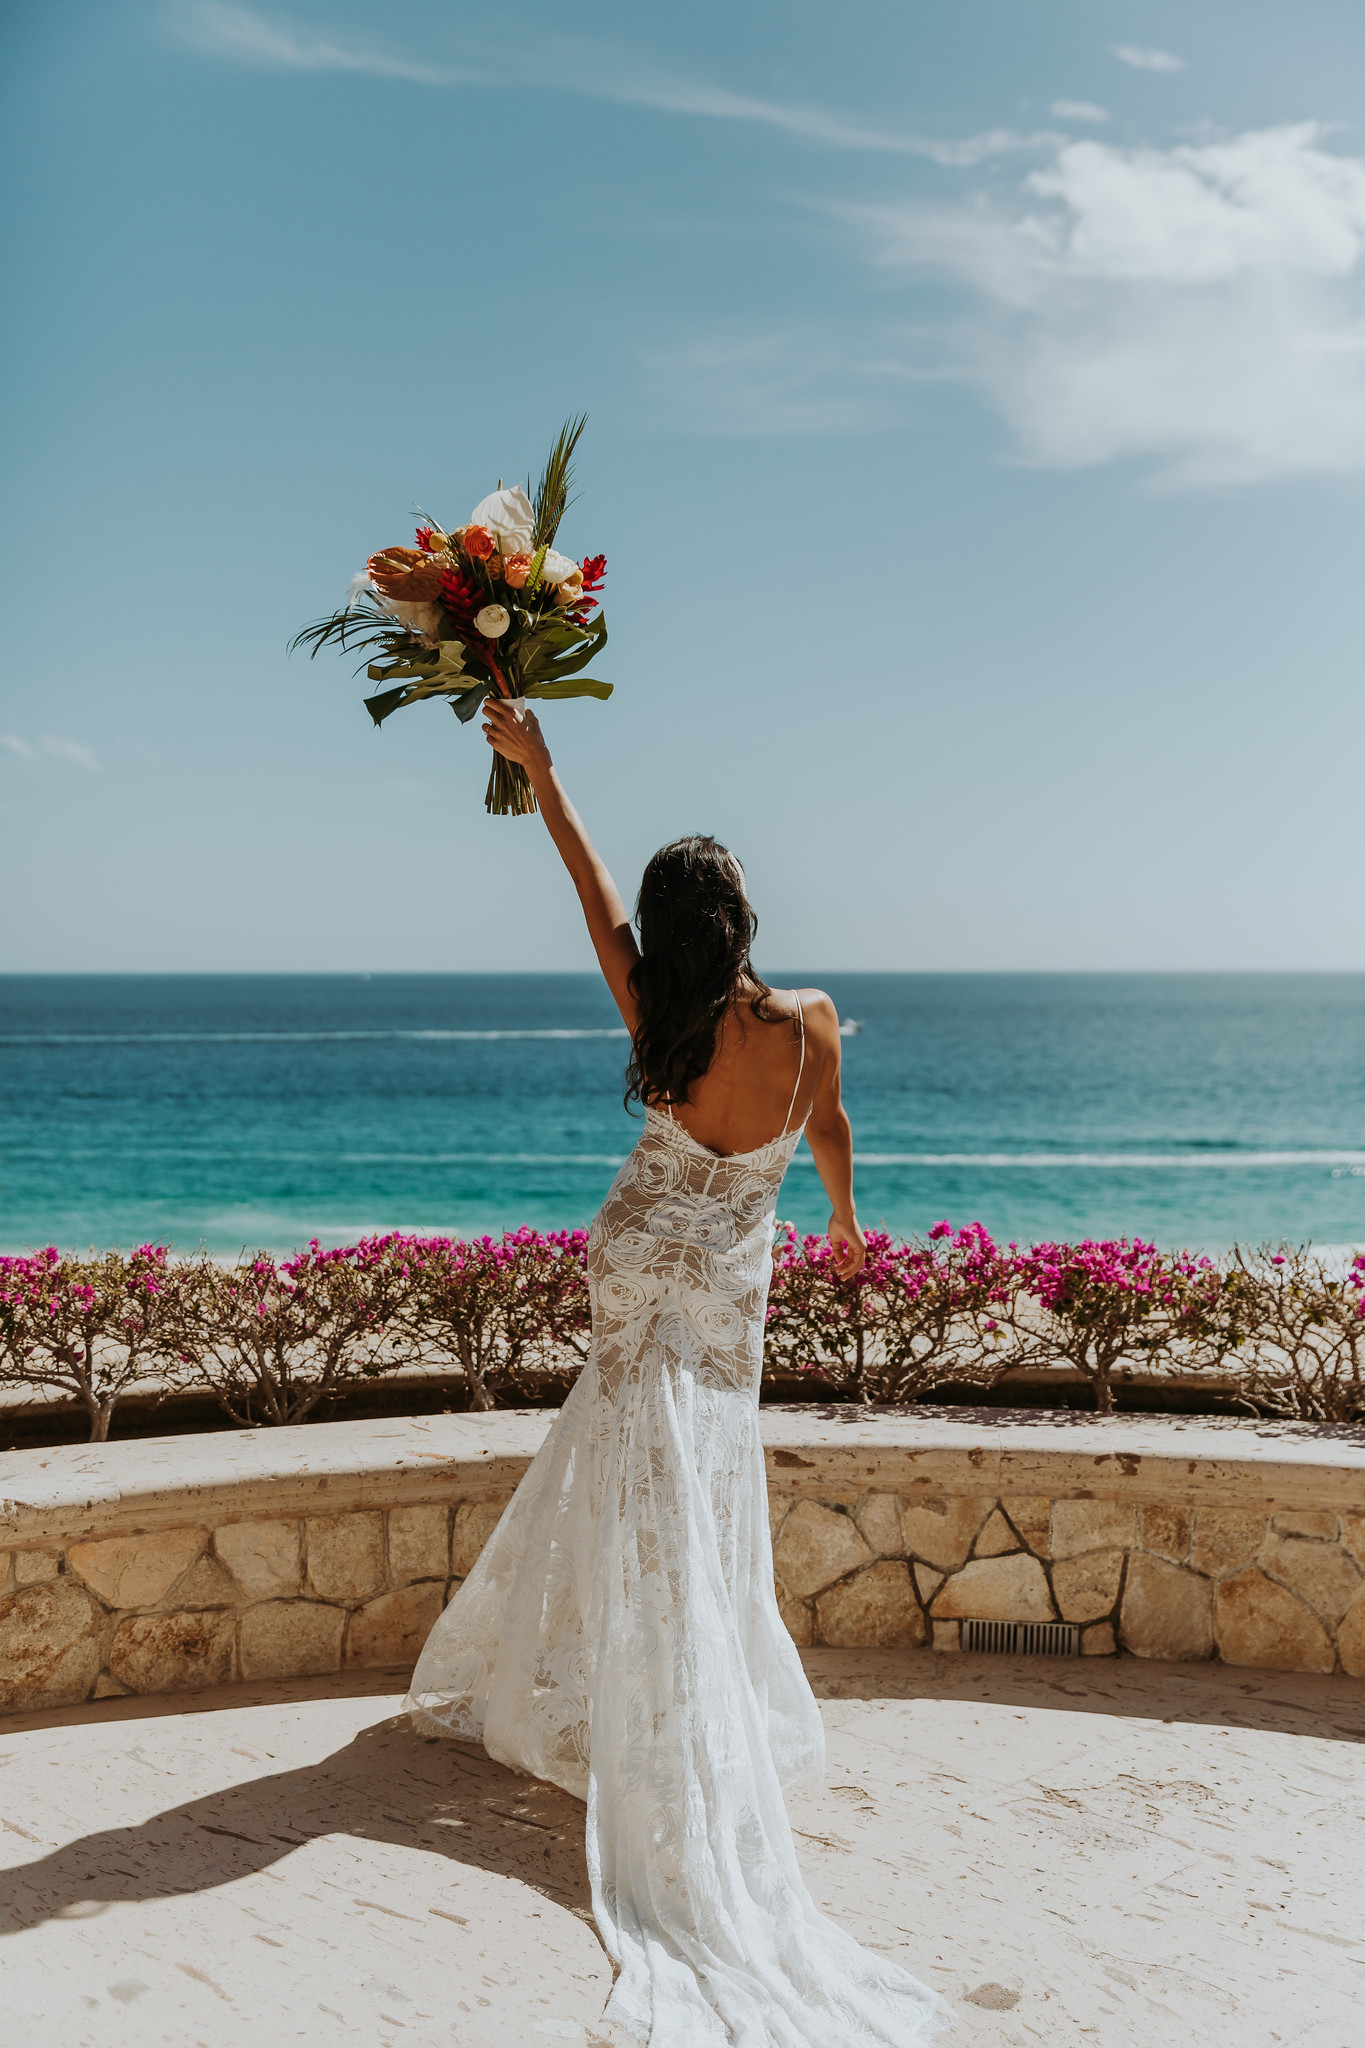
[779,992,806,1136]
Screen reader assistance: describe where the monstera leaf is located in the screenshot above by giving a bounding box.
[363,640,484,726]
[523,678,612,701]
[520,613,608,686]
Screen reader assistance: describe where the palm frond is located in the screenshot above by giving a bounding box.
[532,415,587,550]
[289,596,427,671]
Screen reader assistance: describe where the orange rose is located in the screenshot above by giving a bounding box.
[459,524,496,562]
[502,552,533,589]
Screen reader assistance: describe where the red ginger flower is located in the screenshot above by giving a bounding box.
[439,565,482,621]
[580,554,606,592]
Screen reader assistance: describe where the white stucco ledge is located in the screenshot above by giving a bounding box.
[2,1407,1362,1551]
[0,1411,553,1550]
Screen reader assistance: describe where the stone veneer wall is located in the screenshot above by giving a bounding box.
[1,1409,1363,1714]
[769,1491,1365,1668]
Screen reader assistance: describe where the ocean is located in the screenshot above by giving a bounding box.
[2,973,1364,1258]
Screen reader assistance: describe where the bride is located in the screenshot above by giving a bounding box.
[408,699,952,2046]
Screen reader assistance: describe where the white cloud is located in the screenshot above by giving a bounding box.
[176,5,1056,164]
[847,123,1365,484]
[582,72,1054,163]
[40,737,101,771]
[178,2,466,84]
[1051,101,1109,124]
[1114,45,1186,74]
[648,325,953,435]
[2,734,101,769]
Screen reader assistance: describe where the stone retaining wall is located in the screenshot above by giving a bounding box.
[2,1409,1362,1713]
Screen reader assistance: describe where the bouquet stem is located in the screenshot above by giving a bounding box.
[485,752,538,816]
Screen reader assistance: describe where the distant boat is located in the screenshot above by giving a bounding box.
[838,1018,863,1037]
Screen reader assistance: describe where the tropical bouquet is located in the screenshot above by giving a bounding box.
[292,418,609,814]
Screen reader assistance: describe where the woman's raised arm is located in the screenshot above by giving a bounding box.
[481,697,640,1028]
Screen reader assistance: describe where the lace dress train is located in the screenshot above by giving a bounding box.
[407,1031,953,2045]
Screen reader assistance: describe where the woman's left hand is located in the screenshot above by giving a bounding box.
[828,1214,866,1279]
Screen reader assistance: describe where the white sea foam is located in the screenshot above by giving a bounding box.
[0,1028,632,1045]
[332,1153,630,1167]
[11,1147,1364,1172]
[218,1148,1365,1171]
[818,1151,1365,1169]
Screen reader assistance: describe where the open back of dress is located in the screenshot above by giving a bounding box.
[408,1011,951,2046]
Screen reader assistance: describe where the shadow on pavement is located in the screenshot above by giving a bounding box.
[0,1710,596,1938]
[802,1646,1365,1741]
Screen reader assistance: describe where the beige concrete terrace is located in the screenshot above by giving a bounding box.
[1,1648,1363,2047]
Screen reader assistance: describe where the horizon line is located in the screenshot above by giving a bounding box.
[2,967,1365,980]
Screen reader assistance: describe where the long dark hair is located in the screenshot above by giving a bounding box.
[624,835,776,1110]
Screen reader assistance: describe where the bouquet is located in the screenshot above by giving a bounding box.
[292,418,609,814]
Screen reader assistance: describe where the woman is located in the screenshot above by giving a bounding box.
[408,700,952,2046]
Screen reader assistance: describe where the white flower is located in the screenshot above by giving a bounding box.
[474,603,510,638]
[538,547,578,585]
[467,483,534,554]
[371,586,443,643]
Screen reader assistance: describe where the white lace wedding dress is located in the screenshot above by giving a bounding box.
[407,1006,952,2045]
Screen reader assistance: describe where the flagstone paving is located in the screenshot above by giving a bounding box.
[1,1650,1361,2046]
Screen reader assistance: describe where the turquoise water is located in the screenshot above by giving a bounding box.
[2,973,1364,1256]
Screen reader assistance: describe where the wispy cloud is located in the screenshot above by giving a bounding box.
[1114,45,1186,74]
[577,65,1055,165]
[178,1,467,85]
[650,323,958,436]
[843,123,1365,485]
[41,737,101,772]
[176,4,1057,165]
[1051,100,1109,125]
[3,734,101,770]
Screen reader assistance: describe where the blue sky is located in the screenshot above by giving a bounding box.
[3,0,1363,972]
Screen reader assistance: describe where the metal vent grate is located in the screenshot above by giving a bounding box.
[960,1619,1081,1658]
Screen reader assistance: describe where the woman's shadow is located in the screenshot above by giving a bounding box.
[0,1714,596,1936]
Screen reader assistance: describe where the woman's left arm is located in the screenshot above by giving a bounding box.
[481,697,640,1028]
[802,995,867,1278]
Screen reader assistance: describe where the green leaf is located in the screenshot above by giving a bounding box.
[523,678,613,701]
[532,416,587,550]
[366,659,425,684]
[364,678,487,726]
[521,614,608,684]
[366,639,469,687]
[525,620,595,652]
[450,682,493,723]
[361,639,484,726]
[363,685,412,726]
[291,596,429,668]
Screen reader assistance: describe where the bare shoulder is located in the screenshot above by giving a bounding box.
[795,988,840,1046]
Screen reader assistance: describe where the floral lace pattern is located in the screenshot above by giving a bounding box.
[407,1105,952,2045]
